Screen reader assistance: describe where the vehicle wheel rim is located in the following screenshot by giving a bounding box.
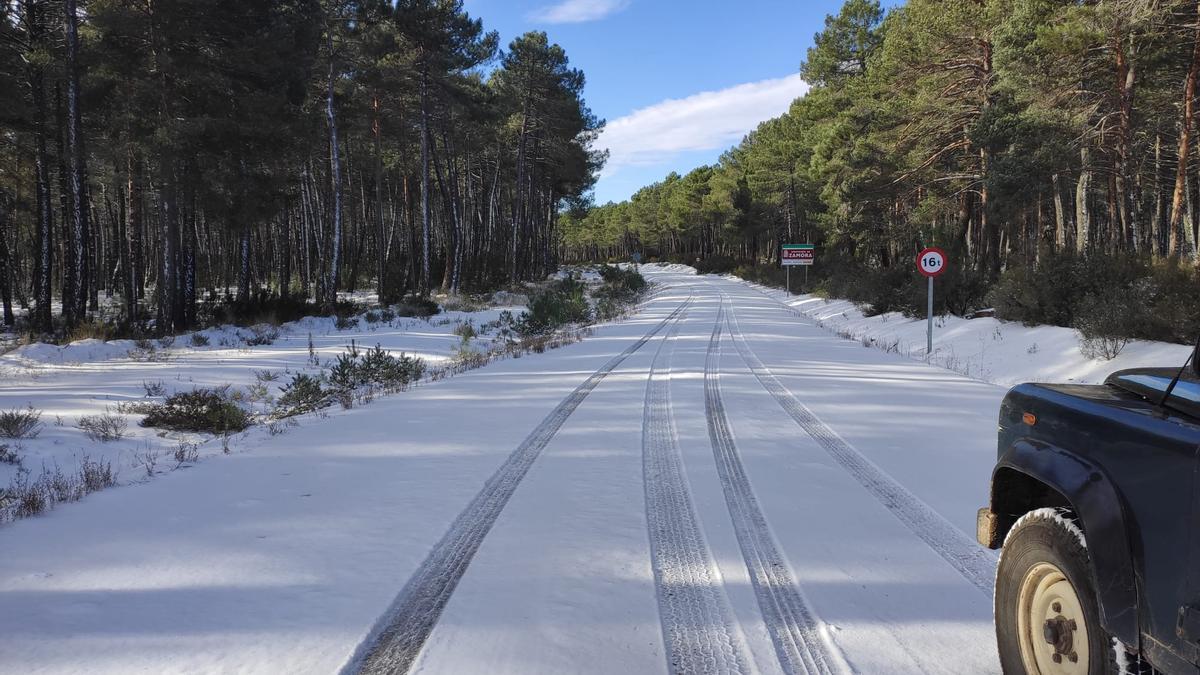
[1016,562,1090,675]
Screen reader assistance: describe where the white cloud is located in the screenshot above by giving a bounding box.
[530,0,631,24]
[597,73,810,177]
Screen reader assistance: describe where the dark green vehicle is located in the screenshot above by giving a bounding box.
[978,346,1200,674]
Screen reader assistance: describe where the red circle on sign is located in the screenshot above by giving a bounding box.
[917,248,947,278]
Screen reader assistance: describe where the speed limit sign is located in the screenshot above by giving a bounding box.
[917,247,947,357]
[917,248,947,278]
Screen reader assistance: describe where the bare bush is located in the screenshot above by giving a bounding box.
[0,443,21,465]
[134,446,160,477]
[143,380,167,397]
[1,456,117,522]
[1075,291,1139,361]
[78,456,117,492]
[0,406,43,439]
[242,324,279,346]
[173,442,199,467]
[77,413,129,442]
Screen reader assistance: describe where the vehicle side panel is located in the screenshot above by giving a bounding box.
[998,384,1199,667]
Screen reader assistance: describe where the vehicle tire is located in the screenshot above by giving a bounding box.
[995,508,1120,675]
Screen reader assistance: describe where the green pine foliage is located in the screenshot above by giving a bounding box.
[563,0,1200,345]
[0,1,602,337]
[140,388,252,434]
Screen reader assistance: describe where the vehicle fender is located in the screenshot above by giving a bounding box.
[994,438,1139,648]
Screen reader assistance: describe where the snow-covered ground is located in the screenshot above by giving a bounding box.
[3,264,1173,674]
[739,280,1192,387]
[0,301,525,508]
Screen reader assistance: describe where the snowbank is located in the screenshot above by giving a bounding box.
[743,280,1192,387]
[0,301,526,508]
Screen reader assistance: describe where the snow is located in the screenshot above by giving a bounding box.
[1113,637,1133,675]
[5,264,1167,674]
[1005,507,1088,552]
[0,302,524,505]
[736,281,1193,388]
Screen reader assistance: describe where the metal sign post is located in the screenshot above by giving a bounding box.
[917,247,947,357]
[781,244,815,295]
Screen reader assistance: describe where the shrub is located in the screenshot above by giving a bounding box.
[1075,289,1144,361]
[0,407,43,439]
[190,333,211,347]
[1,456,117,522]
[0,444,20,465]
[453,321,477,342]
[1142,262,1200,344]
[67,319,112,343]
[254,369,281,383]
[733,263,787,289]
[77,413,129,442]
[517,277,591,336]
[335,315,359,331]
[243,324,279,346]
[596,265,648,303]
[78,456,117,493]
[143,380,167,397]
[595,297,624,322]
[140,388,252,434]
[364,310,383,324]
[395,296,441,318]
[327,345,426,394]
[693,255,738,275]
[199,294,357,329]
[173,442,199,467]
[276,374,327,418]
[327,352,363,391]
[988,253,1083,327]
[441,296,487,313]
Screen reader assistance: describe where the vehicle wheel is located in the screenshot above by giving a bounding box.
[995,508,1117,675]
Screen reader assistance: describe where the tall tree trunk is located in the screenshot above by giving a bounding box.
[64,0,90,325]
[0,197,13,327]
[1153,133,1165,257]
[56,85,76,325]
[126,146,144,317]
[1171,6,1200,257]
[157,170,178,334]
[373,94,388,303]
[419,69,433,294]
[237,227,251,303]
[1076,147,1092,254]
[29,59,54,331]
[325,35,343,308]
[1052,173,1067,252]
[1114,31,1138,251]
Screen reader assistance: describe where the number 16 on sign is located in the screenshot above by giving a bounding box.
[917,248,947,357]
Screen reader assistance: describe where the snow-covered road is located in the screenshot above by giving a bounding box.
[0,268,1004,674]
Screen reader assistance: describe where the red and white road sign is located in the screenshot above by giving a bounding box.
[781,244,815,267]
[917,248,947,278]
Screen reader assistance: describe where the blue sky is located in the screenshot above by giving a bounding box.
[462,0,899,205]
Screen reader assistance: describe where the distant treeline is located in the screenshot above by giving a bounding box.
[0,0,603,335]
[564,0,1200,294]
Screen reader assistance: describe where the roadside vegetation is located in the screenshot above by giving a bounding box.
[0,3,602,349]
[563,0,1200,360]
[0,265,648,525]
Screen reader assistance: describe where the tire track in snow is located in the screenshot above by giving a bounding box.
[720,289,998,596]
[350,294,694,675]
[643,302,750,675]
[705,301,846,675]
